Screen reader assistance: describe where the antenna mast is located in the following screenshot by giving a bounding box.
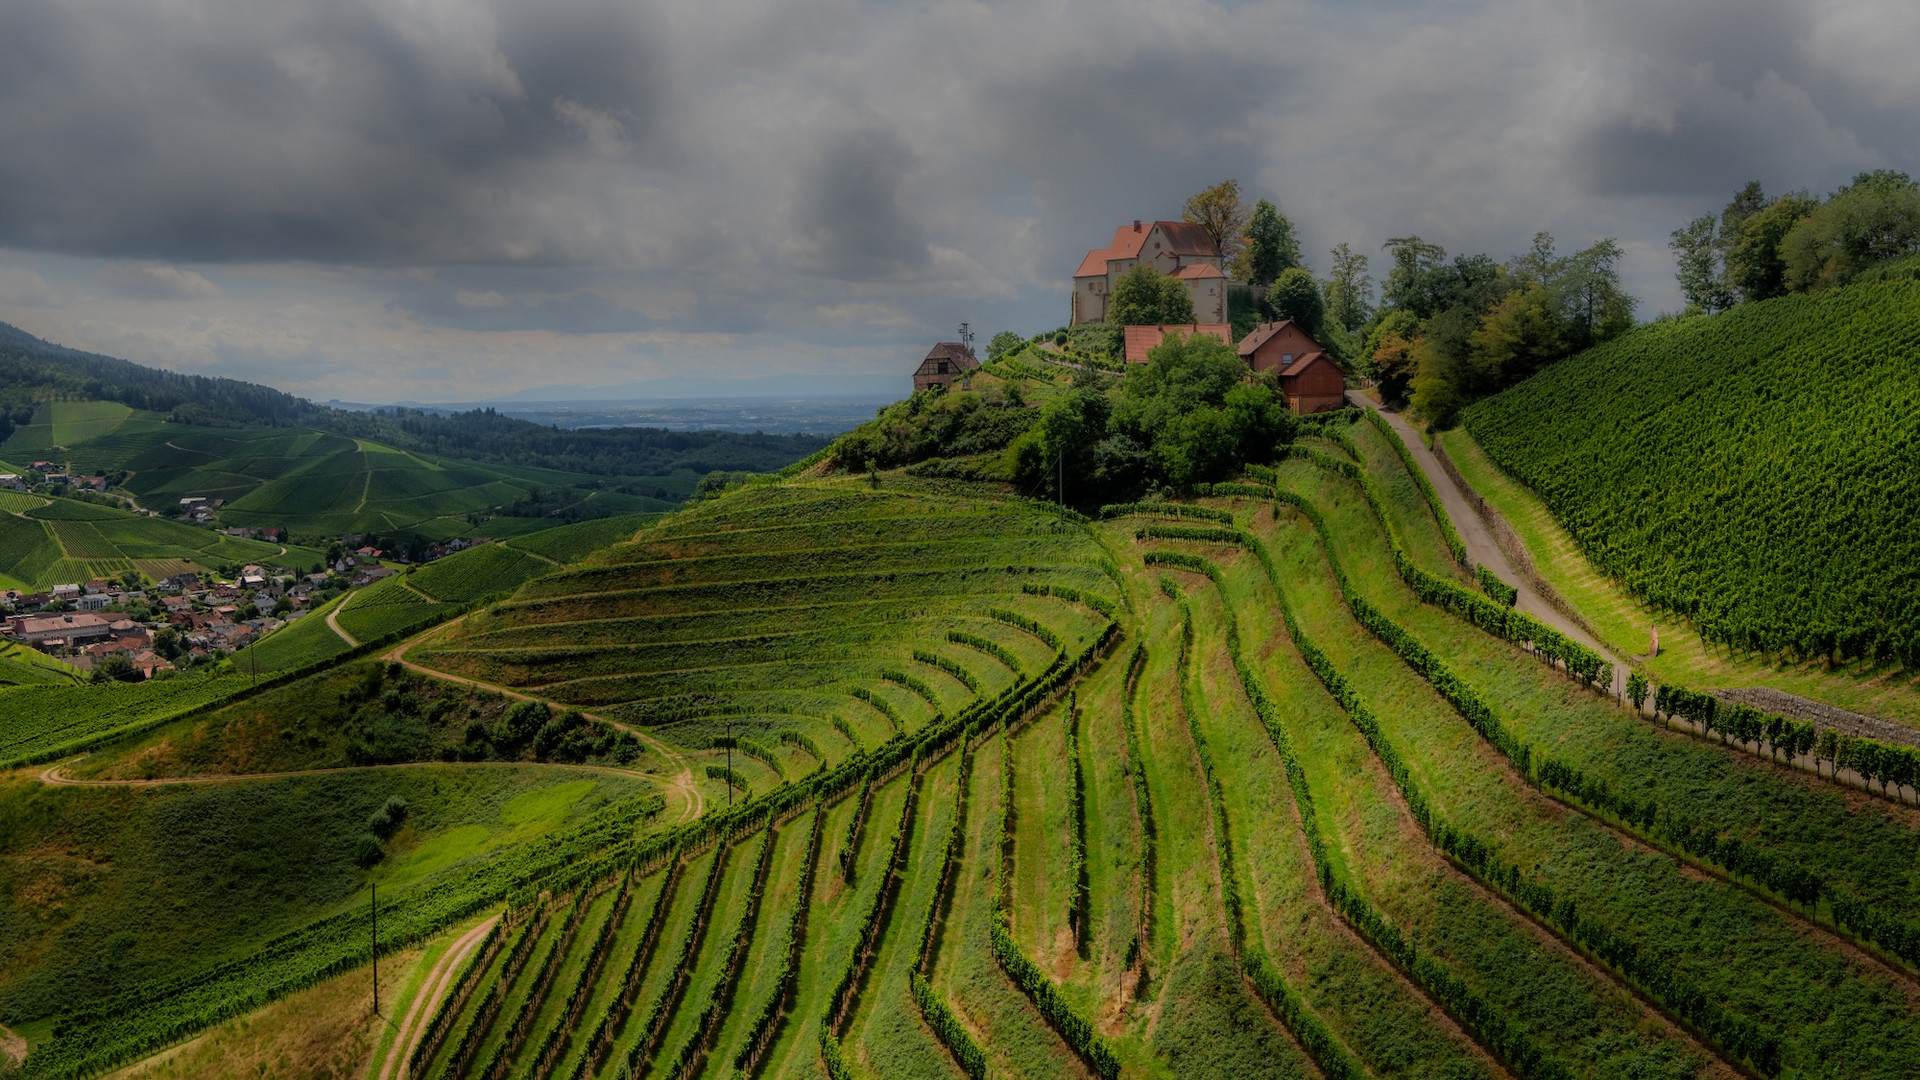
[958,322,975,360]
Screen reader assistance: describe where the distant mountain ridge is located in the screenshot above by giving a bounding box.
[0,323,831,479]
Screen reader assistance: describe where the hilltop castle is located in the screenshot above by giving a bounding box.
[1071,219,1228,326]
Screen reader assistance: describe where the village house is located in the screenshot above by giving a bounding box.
[1122,324,1234,365]
[1072,220,1231,326]
[1237,320,1349,414]
[912,342,979,393]
[10,611,116,646]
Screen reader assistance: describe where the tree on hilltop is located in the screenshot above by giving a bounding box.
[1183,179,1248,269]
[1264,267,1326,340]
[1238,198,1301,288]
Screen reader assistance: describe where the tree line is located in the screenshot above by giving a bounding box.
[1670,171,1920,313]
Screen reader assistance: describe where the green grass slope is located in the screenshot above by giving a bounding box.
[17,428,1920,1080]
[1461,278,1920,667]
[0,493,320,590]
[0,404,677,538]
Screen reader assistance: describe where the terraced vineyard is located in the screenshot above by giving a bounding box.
[355,445,1920,1080]
[0,493,321,590]
[0,400,673,538]
[16,417,1920,1080]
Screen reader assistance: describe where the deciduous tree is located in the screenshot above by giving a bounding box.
[1108,265,1195,326]
[1237,198,1299,287]
[1183,179,1247,270]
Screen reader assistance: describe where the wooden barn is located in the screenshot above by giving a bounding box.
[1237,320,1348,413]
[913,342,979,393]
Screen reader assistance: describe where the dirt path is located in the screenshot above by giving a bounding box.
[382,617,699,819]
[1351,396,1918,806]
[327,594,361,647]
[375,914,500,1080]
[1353,395,1625,696]
[0,1022,26,1067]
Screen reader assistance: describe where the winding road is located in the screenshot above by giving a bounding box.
[1350,393,1625,695]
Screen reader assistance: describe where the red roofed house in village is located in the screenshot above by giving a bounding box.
[1073,220,1229,326]
[1123,325,1234,365]
[912,342,980,393]
[1237,320,1348,413]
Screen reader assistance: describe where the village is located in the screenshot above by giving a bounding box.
[0,546,408,680]
[912,216,1348,414]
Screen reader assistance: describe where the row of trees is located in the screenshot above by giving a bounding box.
[1671,171,1920,312]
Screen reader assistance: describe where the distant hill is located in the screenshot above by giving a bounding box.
[0,323,830,480]
[0,488,325,591]
[1461,276,1920,667]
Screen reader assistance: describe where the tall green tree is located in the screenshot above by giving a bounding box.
[1467,283,1566,387]
[1183,180,1248,269]
[1323,242,1374,332]
[1670,214,1736,314]
[1381,236,1448,314]
[1108,265,1196,326]
[1237,198,1300,287]
[987,330,1024,362]
[1727,192,1817,301]
[1783,170,1920,291]
[1264,267,1326,340]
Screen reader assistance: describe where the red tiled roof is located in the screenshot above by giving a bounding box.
[1235,319,1299,356]
[1074,249,1112,278]
[1123,324,1233,364]
[1154,221,1218,257]
[1107,221,1152,260]
[1170,263,1224,280]
[1280,350,1334,377]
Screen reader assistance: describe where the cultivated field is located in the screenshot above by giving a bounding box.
[10,417,1920,1080]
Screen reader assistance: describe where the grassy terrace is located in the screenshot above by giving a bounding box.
[15,437,1920,1080]
[1436,424,1920,726]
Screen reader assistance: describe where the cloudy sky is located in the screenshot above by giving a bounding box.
[0,0,1912,402]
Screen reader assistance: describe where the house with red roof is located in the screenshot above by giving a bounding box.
[1072,220,1230,326]
[1122,324,1235,364]
[1237,320,1348,413]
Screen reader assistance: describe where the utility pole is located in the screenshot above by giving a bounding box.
[370,882,379,1016]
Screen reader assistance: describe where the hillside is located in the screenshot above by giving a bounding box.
[0,399,678,540]
[13,409,1920,1080]
[1460,277,1920,668]
[0,323,829,481]
[0,489,324,591]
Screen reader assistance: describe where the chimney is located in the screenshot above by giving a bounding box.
[1133,220,1142,232]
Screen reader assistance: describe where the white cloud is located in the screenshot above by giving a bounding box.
[0,266,59,307]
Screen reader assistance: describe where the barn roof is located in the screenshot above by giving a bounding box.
[1278,350,1338,378]
[1236,319,1322,358]
[923,342,977,364]
[1123,324,1233,364]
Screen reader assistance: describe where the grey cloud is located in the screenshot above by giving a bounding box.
[2,0,1919,401]
[0,0,671,265]
[781,127,931,280]
[389,282,654,334]
[96,263,222,300]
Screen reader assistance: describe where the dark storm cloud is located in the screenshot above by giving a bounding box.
[2,0,1918,400]
[0,0,670,264]
[782,127,932,280]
